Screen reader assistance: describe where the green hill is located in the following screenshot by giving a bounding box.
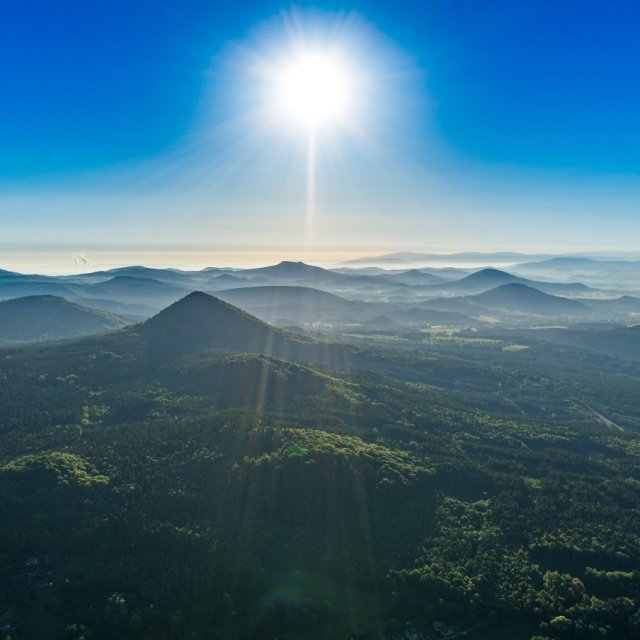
[138,291,309,355]
[135,291,357,369]
[0,295,128,344]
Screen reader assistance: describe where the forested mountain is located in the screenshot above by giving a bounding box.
[0,295,128,345]
[2,291,640,640]
[139,291,309,357]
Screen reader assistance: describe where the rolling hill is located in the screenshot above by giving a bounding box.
[209,273,252,287]
[454,267,517,289]
[436,268,592,297]
[469,283,589,315]
[241,260,343,284]
[377,269,446,286]
[69,265,206,286]
[0,279,85,301]
[422,283,588,318]
[79,276,190,312]
[0,262,603,317]
[0,274,190,315]
[0,295,129,344]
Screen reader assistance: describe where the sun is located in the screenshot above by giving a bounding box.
[277,53,349,128]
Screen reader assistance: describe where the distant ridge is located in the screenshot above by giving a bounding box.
[439,268,592,296]
[215,285,357,323]
[515,257,640,271]
[468,283,588,315]
[92,275,175,290]
[242,261,341,283]
[340,251,554,266]
[86,275,189,308]
[378,269,446,285]
[512,257,640,285]
[340,251,637,267]
[210,273,248,285]
[67,265,219,287]
[456,268,516,287]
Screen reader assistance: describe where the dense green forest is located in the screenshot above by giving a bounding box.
[1,294,640,640]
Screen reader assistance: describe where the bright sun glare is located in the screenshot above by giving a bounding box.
[278,53,349,127]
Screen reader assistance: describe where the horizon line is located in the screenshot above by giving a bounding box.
[2,248,640,277]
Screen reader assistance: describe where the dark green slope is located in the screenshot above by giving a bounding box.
[139,291,314,357]
[139,290,298,352]
[136,291,357,367]
[0,295,128,345]
[0,292,360,430]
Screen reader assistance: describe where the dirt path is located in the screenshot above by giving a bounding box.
[590,408,624,432]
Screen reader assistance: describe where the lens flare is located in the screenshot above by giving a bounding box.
[278,53,349,127]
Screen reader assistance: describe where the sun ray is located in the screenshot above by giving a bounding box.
[306,127,317,245]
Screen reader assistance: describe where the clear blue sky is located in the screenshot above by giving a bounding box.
[2,0,639,271]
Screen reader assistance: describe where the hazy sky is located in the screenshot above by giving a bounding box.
[2,0,639,272]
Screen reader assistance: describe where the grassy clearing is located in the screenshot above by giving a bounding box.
[502,344,529,352]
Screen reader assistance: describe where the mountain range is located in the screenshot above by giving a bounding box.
[1,259,639,346]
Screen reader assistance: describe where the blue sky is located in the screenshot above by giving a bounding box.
[1,0,639,271]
